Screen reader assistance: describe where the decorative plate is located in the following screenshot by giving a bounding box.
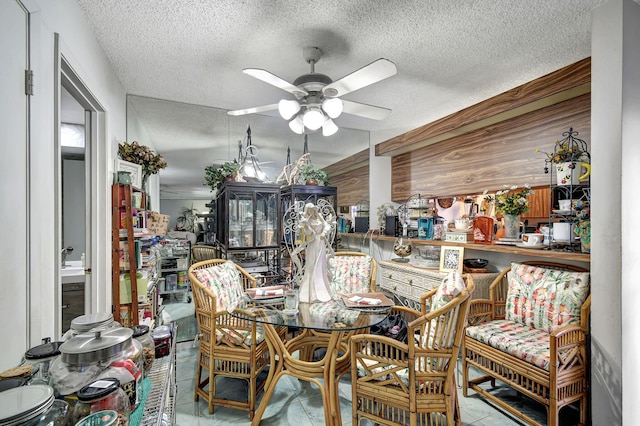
[437,198,454,209]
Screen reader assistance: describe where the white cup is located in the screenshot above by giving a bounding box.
[284,289,299,313]
[558,199,571,211]
[522,233,544,246]
[455,219,471,230]
[553,222,573,241]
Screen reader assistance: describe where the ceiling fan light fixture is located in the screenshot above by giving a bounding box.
[302,107,325,130]
[322,118,338,136]
[289,115,305,134]
[322,98,343,119]
[278,99,301,120]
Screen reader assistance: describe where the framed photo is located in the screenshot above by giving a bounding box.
[439,246,465,273]
[115,159,143,189]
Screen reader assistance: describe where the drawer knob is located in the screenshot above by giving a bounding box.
[387,273,392,278]
[408,278,413,284]
[393,285,397,290]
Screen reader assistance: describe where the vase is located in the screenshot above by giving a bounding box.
[502,214,522,240]
[555,162,591,186]
[392,237,412,262]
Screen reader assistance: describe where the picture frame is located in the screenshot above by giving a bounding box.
[115,159,143,189]
[439,246,465,273]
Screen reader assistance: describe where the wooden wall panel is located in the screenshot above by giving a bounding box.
[391,93,590,201]
[377,58,591,156]
[330,165,369,207]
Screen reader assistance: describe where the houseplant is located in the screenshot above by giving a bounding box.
[203,160,241,191]
[118,141,167,188]
[298,164,329,186]
[537,128,591,186]
[484,185,534,239]
[175,204,199,233]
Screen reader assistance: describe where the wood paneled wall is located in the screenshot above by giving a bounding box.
[391,94,590,200]
[376,58,592,202]
[330,165,369,207]
[324,149,369,207]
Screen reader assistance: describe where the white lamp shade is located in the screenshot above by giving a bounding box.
[322,98,343,119]
[302,108,325,130]
[289,115,305,134]
[278,99,300,120]
[322,118,339,136]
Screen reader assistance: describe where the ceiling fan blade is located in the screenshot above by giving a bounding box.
[243,68,308,98]
[227,103,279,116]
[342,100,392,120]
[322,59,397,97]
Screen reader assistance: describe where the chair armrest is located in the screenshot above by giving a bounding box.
[467,299,494,325]
[550,324,588,373]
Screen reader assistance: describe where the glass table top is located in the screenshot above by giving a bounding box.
[230,298,390,331]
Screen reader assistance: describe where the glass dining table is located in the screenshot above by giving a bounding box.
[230,298,390,426]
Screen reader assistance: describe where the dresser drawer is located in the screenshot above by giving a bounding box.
[380,276,411,298]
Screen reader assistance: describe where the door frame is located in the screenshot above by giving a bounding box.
[54,33,106,335]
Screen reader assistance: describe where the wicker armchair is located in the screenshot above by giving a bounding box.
[329,251,377,294]
[191,244,218,262]
[189,259,275,419]
[350,274,475,426]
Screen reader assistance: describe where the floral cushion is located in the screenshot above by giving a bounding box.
[329,255,373,294]
[215,326,264,345]
[505,263,590,333]
[192,260,244,311]
[465,320,553,370]
[431,271,466,311]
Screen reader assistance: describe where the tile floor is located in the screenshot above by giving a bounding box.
[171,339,584,425]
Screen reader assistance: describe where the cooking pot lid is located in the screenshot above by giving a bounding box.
[152,325,172,340]
[60,328,133,365]
[71,313,114,332]
[77,378,120,402]
[130,325,149,339]
[25,341,63,360]
[0,385,54,424]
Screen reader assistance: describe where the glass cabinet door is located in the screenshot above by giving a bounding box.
[255,192,277,247]
[228,192,254,248]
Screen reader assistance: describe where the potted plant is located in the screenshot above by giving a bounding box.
[484,184,534,239]
[175,204,199,233]
[298,164,329,186]
[536,128,591,186]
[203,160,240,191]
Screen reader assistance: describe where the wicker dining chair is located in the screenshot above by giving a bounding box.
[189,259,277,419]
[191,244,218,262]
[350,274,475,426]
[329,251,377,294]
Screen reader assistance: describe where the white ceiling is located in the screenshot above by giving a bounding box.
[75,0,605,199]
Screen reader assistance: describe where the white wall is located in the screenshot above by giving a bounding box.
[0,0,128,368]
[592,1,640,424]
[160,199,210,231]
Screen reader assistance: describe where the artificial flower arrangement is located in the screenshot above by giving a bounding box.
[118,141,167,178]
[483,185,534,216]
[536,128,590,166]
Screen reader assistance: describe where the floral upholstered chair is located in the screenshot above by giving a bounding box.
[189,259,283,419]
[350,272,475,426]
[328,251,377,295]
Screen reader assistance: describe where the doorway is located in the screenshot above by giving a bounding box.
[55,45,103,336]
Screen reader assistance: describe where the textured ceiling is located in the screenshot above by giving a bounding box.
[75,0,605,199]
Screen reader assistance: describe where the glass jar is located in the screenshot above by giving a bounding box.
[22,339,62,386]
[75,410,119,426]
[72,378,130,425]
[130,325,155,374]
[0,385,70,425]
[62,312,122,341]
[152,325,172,358]
[50,327,134,405]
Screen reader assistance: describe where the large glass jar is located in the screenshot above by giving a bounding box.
[130,325,155,374]
[72,378,130,425]
[0,385,70,425]
[50,327,134,406]
[22,339,62,386]
[62,312,122,341]
[75,410,119,426]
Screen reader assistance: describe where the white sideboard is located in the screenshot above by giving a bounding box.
[378,260,499,310]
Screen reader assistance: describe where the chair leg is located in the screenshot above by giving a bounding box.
[548,398,559,426]
[194,351,202,402]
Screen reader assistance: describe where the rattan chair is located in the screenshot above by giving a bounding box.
[189,259,275,419]
[350,274,475,426]
[329,251,377,294]
[191,244,218,262]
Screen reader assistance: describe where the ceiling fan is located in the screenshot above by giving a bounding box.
[228,47,397,136]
